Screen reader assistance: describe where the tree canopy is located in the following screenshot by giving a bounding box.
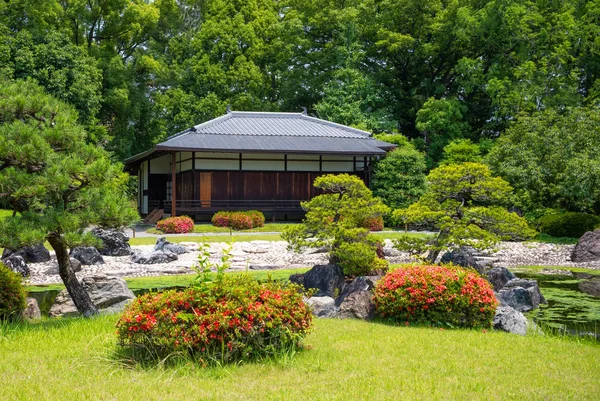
[0,79,138,316]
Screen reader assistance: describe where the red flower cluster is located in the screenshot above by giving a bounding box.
[373,265,498,328]
[361,216,384,231]
[156,216,194,234]
[211,210,265,230]
[116,275,312,364]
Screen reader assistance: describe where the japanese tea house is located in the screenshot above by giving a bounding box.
[124,109,394,220]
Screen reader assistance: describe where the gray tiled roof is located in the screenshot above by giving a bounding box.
[126,111,394,164]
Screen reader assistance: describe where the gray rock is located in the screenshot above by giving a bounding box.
[2,255,30,277]
[335,276,380,320]
[579,277,600,298]
[131,250,178,264]
[306,296,337,318]
[71,246,104,265]
[302,264,345,298]
[23,297,41,321]
[92,228,132,256]
[70,257,82,273]
[440,246,484,273]
[2,243,51,263]
[571,230,600,262]
[383,247,401,257]
[49,275,135,317]
[289,273,305,287]
[485,266,516,292]
[493,305,527,335]
[154,237,188,255]
[498,278,547,312]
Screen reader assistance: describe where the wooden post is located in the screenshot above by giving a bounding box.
[171,152,177,217]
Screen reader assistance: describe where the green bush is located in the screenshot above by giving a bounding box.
[116,274,312,365]
[535,212,600,238]
[0,262,26,322]
[211,211,265,230]
[373,265,498,328]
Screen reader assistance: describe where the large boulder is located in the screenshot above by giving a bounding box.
[71,246,104,265]
[2,243,51,263]
[131,250,178,264]
[154,237,188,255]
[91,228,132,256]
[485,266,516,292]
[493,305,527,335]
[335,276,380,320]
[300,264,345,298]
[571,230,600,262]
[440,246,484,273]
[498,278,547,312]
[579,277,600,298]
[305,296,337,318]
[44,258,82,275]
[2,255,30,277]
[49,275,135,317]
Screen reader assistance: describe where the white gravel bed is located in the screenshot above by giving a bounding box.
[24,240,598,286]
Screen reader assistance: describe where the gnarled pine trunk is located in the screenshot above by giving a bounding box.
[47,235,98,317]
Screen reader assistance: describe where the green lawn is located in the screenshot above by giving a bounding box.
[0,315,598,400]
[530,233,580,245]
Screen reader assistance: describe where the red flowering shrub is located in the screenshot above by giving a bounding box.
[156,216,194,234]
[0,262,26,321]
[116,274,312,364]
[361,216,384,231]
[373,265,498,328]
[211,211,265,230]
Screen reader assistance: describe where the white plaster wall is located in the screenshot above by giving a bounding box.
[322,155,354,172]
[243,160,285,170]
[150,154,170,174]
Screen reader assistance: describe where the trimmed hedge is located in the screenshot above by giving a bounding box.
[116,274,312,364]
[211,211,265,230]
[373,265,498,328]
[0,262,26,321]
[535,212,600,238]
[156,216,195,234]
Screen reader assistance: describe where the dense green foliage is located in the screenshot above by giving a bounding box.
[116,274,312,365]
[393,163,536,262]
[283,174,389,276]
[0,262,26,322]
[535,212,600,238]
[486,107,600,214]
[374,265,498,328]
[0,79,138,316]
[371,143,427,210]
[1,0,597,167]
[440,139,483,165]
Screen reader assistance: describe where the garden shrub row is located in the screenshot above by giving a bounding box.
[374,265,498,328]
[211,210,265,230]
[156,216,194,234]
[535,212,600,238]
[0,262,26,322]
[116,274,312,364]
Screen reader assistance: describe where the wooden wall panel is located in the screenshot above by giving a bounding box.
[278,173,293,200]
[262,173,278,200]
[212,172,229,200]
[244,172,262,200]
[229,172,244,199]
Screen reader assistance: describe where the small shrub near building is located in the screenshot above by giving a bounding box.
[360,216,384,231]
[373,265,498,328]
[116,274,312,365]
[0,262,26,322]
[156,216,195,234]
[535,212,600,238]
[211,210,265,230]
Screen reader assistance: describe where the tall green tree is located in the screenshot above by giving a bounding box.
[0,79,138,316]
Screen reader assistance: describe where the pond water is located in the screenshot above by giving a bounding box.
[28,271,600,339]
[513,270,600,338]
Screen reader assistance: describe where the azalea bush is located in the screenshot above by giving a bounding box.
[0,262,26,322]
[211,211,265,231]
[361,216,384,231]
[156,216,194,234]
[373,265,498,328]
[116,275,312,365]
